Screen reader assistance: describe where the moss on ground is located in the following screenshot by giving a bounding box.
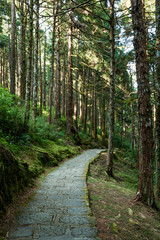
[0,144,33,214]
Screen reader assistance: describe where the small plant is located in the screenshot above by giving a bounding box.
[0,88,27,142]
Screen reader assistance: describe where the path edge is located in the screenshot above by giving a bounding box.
[84,150,105,240]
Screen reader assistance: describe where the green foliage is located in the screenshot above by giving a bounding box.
[31,115,66,143]
[0,34,8,48]
[0,88,27,142]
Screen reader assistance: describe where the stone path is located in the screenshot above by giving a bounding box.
[8,149,103,240]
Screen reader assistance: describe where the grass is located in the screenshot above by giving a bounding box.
[87,150,160,240]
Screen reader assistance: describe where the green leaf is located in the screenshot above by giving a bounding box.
[112,222,118,233]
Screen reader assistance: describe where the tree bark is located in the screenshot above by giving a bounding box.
[83,67,89,133]
[39,39,42,115]
[131,0,154,205]
[33,0,39,120]
[102,82,106,144]
[2,49,5,88]
[79,73,83,124]
[74,38,79,128]
[10,0,16,94]
[43,33,47,110]
[62,50,66,116]
[130,74,135,151]
[16,41,20,95]
[24,0,33,125]
[55,16,61,119]
[49,6,57,124]
[66,13,73,135]
[93,71,97,139]
[156,0,160,198]
[20,0,27,100]
[106,0,115,177]
[81,66,85,124]
[152,65,156,150]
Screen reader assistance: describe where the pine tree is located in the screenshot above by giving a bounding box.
[107,0,115,177]
[10,0,16,94]
[155,0,160,198]
[131,0,154,206]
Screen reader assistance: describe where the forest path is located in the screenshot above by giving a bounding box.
[8,149,103,240]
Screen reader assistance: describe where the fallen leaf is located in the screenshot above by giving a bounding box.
[112,222,118,233]
[129,218,139,225]
[139,212,146,219]
[128,208,133,216]
[115,213,121,219]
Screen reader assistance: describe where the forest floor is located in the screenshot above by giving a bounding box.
[87,150,160,240]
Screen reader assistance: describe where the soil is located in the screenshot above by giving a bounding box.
[87,152,160,240]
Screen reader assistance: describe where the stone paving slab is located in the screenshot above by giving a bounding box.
[8,149,103,240]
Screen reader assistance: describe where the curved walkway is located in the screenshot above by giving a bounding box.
[9,149,103,240]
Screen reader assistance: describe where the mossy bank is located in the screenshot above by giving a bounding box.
[0,140,80,217]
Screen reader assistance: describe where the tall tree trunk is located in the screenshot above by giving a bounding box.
[131,0,154,205]
[91,70,97,139]
[39,39,42,115]
[5,56,9,88]
[102,82,106,144]
[8,34,11,84]
[152,65,156,150]
[93,71,97,139]
[81,66,85,125]
[55,18,61,119]
[91,71,95,139]
[24,0,33,125]
[130,74,135,151]
[156,0,160,198]
[131,102,135,150]
[79,73,83,124]
[30,39,35,102]
[16,47,20,96]
[20,0,27,100]
[83,67,89,133]
[66,13,73,135]
[49,6,56,124]
[62,50,66,116]
[106,0,115,177]
[43,33,47,110]
[121,110,124,147]
[89,79,92,137]
[33,0,39,120]
[10,0,16,94]
[74,38,79,128]
[2,50,5,88]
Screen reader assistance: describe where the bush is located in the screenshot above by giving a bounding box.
[0,88,26,142]
[33,115,66,143]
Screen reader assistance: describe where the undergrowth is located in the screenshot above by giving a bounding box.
[0,88,82,221]
[88,150,160,240]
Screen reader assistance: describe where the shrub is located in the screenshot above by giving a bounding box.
[0,88,26,142]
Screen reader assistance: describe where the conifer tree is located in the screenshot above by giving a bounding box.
[131,0,154,206]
